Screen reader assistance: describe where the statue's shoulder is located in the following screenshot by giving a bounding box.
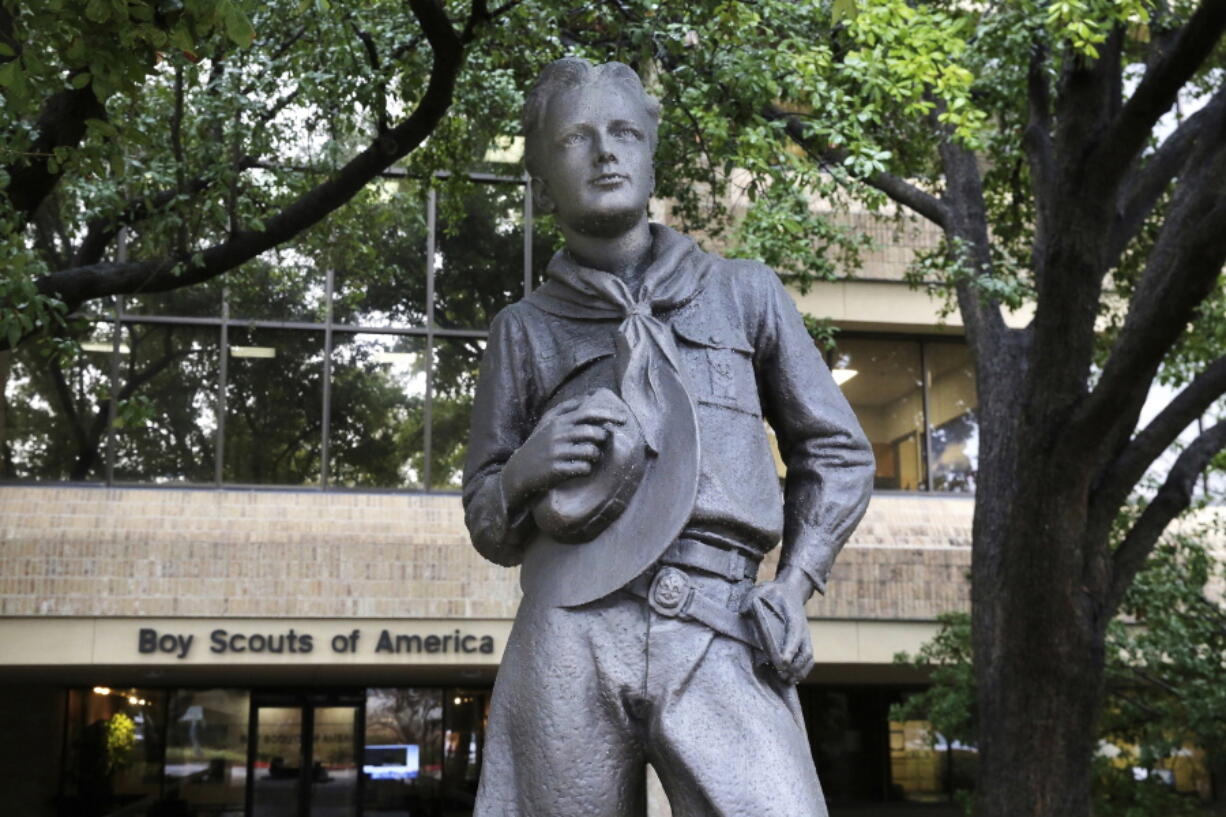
[701,250,781,293]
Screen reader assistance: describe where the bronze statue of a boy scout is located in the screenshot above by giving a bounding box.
[462,58,874,817]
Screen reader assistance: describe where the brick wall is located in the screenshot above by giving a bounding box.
[0,485,971,621]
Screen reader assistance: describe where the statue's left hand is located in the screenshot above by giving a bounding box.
[741,566,816,684]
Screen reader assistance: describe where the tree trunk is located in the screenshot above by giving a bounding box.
[971,380,1109,817]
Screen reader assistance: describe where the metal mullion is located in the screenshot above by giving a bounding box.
[431,169,526,184]
[423,188,437,490]
[112,314,224,327]
[355,699,367,817]
[300,706,314,817]
[105,297,122,486]
[523,171,534,295]
[244,704,258,817]
[920,340,935,493]
[105,229,128,486]
[328,323,430,336]
[329,324,484,339]
[321,268,335,489]
[216,296,229,486]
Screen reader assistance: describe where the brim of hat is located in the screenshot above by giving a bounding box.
[519,374,700,608]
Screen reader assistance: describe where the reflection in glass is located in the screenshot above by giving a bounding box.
[62,687,166,816]
[1,321,114,481]
[227,255,327,323]
[926,342,979,493]
[112,324,219,484]
[252,707,303,817]
[434,182,537,330]
[126,278,224,317]
[364,688,444,817]
[329,334,427,489]
[887,720,975,803]
[166,689,249,815]
[224,328,323,485]
[833,339,926,491]
[332,184,429,328]
[430,338,485,490]
[442,691,488,813]
[311,707,359,817]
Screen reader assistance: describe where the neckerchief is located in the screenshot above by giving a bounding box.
[526,223,713,454]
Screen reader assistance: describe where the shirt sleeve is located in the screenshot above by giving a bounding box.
[461,307,536,567]
[749,265,875,593]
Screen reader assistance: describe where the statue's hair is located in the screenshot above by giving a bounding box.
[522,58,661,178]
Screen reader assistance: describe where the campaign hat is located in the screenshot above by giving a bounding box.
[519,376,700,608]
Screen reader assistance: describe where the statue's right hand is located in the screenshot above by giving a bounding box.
[502,395,628,507]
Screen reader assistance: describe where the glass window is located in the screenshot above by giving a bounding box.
[332,184,429,329]
[62,687,166,816]
[111,324,219,484]
[223,328,324,485]
[364,688,444,817]
[434,183,529,330]
[126,278,224,318]
[926,342,979,493]
[165,689,249,813]
[832,338,927,491]
[1,322,114,481]
[329,333,427,489]
[312,706,360,817]
[429,337,485,490]
[889,719,948,802]
[529,214,562,291]
[227,255,327,323]
[442,691,488,812]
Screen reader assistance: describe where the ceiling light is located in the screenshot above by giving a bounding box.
[230,346,276,358]
[81,342,131,354]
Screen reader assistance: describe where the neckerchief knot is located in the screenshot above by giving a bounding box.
[525,224,713,455]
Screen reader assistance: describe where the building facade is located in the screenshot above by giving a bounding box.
[0,176,984,817]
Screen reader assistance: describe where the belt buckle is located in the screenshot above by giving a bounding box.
[648,566,692,618]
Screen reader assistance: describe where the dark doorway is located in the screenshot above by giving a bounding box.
[247,691,364,817]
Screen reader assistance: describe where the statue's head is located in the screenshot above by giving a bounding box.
[522,58,661,238]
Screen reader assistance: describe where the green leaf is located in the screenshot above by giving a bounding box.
[832,0,860,23]
[0,59,17,88]
[70,72,92,89]
[85,0,111,23]
[221,0,256,48]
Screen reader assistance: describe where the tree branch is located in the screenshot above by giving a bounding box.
[1108,420,1226,614]
[762,105,951,229]
[33,0,464,309]
[351,23,390,134]
[1109,85,1226,260]
[0,5,19,67]
[1092,353,1226,529]
[1090,0,1226,188]
[70,159,259,267]
[7,85,106,226]
[938,138,1011,360]
[1022,36,1054,213]
[1074,118,1226,446]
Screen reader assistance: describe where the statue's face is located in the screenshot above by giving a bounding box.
[533,81,655,238]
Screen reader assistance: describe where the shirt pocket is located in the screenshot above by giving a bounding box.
[671,313,761,418]
[537,332,617,407]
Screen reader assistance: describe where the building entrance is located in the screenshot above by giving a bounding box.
[248,692,364,817]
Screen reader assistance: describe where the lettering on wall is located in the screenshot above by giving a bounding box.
[136,627,497,660]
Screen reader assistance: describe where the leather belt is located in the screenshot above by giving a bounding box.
[659,537,760,582]
[625,566,761,650]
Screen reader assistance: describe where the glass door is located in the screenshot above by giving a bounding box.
[249,702,361,817]
[252,707,305,817]
[310,706,359,817]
